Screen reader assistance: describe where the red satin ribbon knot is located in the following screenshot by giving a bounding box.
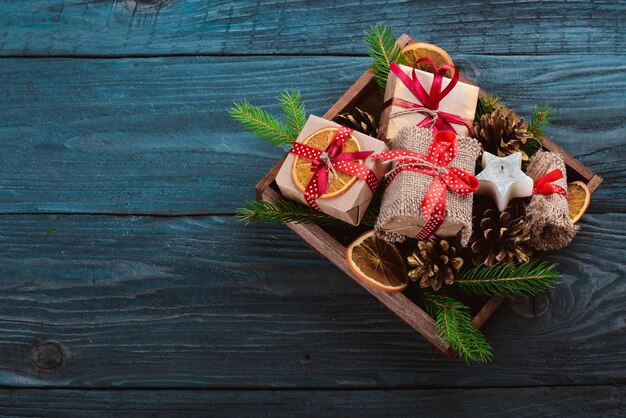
[384,58,473,134]
[533,169,567,197]
[289,126,380,211]
[372,130,478,240]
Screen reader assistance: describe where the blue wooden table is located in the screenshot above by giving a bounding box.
[0,1,624,416]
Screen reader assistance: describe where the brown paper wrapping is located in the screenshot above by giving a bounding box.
[276,115,388,226]
[379,64,479,143]
[525,150,578,250]
[375,126,482,246]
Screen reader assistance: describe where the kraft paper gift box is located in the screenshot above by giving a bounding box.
[276,115,388,226]
[379,63,480,143]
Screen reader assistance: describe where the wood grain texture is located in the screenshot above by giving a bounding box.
[0,386,623,417]
[0,1,624,56]
[0,214,623,388]
[0,55,623,214]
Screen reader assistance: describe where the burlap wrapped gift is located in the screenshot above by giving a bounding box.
[276,115,388,226]
[375,126,482,246]
[379,63,479,143]
[525,150,578,250]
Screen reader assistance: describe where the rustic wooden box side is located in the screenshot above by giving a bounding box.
[254,35,601,360]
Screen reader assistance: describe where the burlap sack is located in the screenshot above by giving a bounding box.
[375,126,482,246]
[525,150,578,250]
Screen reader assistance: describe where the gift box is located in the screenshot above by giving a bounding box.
[275,115,388,226]
[374,126,482,246]
[379,62,479,143]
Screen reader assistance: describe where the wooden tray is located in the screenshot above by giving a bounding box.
[254,35,602,360]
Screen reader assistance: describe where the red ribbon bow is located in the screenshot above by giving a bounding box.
[289,126,379,211]
[384,58,473,134]
[372,130,478,240]
[533,169,567,197]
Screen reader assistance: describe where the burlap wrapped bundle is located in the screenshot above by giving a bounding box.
[375,126,482,246]
[525,150,578,250]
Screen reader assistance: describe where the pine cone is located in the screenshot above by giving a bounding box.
[407,239,463,291]
[334,108,378,137]
[473,108,533,160]
[471,208,533,266]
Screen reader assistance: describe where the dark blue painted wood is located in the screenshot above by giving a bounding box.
[0,55,623,214]
[0,0,624,412]
[0,214,623,388]
[0,1,623,55]
[0,386,624,417]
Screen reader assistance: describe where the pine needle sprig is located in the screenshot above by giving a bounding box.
[229,100,293,147]
[528,104,555,139]
[236,200,376,228]
[422,292,493,364]
[454,261,560,298]
[474,95,502,123]
[364,23,402,93]
[279,88,306,140]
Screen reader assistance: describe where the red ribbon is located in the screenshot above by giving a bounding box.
[533,169,567,197]
[372,130,478,240]
[384,58,473,134]
[289,126,380,211]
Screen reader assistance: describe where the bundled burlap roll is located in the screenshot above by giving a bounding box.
[525,150,578,250]
[375,126,482,246]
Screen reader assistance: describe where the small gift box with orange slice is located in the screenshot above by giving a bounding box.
[379,58,479,143]
[275,115,389,226]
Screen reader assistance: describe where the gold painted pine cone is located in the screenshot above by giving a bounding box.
[333,107,378,137]
[471,208,533,266]
[473,108,533,160]
[407,239,463,291]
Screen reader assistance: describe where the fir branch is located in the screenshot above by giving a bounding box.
[279,88,306,139]
[422,292,493,364]
[474,95,502,123]
[454,261,559,297]
[365,23,402,93]
[229,100,294,147]
[528,104,555,139]
[236,200,375,228]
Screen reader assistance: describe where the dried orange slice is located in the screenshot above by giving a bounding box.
[567,181,591,223]
[400,42,454,77]
[292,127,361,199]
[345,230,408,293]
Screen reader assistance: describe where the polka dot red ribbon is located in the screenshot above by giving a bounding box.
[384,58,473,135]
[533,169,567,197]
[372,130,478,240]
[289,126,380,211]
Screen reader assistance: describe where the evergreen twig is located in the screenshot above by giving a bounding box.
[236,200,377,228]
[474,95,502,123]
[279,88,306,140]
[454,261,559,297]
[229,100,293,147]
[364,23,402,93]
[422,292,493,364]
[528,104,555,139]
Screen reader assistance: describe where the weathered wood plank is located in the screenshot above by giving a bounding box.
[0,386,623,417]
[0,1,623,56]
[0,55,623,214]
[0,213,623,388]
